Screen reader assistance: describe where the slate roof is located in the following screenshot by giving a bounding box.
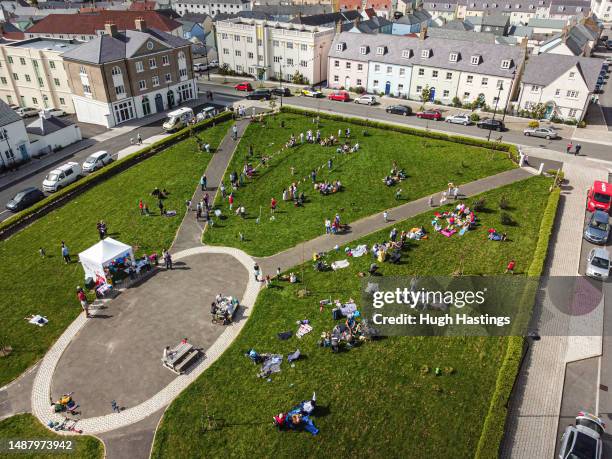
[345,16,393,33]
[426,27,497,43]
[252,4,331,17]
[329,31,524,77]
[460,0,549,13]
[26,115,75,136]
[422,0,458,12]
[178,0,249,4]
[441,19,473,30]
[527,17,566,28]
[0,99,21,128]
[290,10,361,26]
[465,14,509,27]
[522,53,603,90]
[509,25,534,37]
[61,28,190,64]
[394,10,432,24]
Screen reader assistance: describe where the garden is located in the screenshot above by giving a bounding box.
[202,112,516,256]
[153,175,555,458]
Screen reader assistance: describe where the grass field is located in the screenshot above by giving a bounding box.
[0,414,103,458]
[153,176,552,458]
[203,113,515,256]
[0,123,228,387]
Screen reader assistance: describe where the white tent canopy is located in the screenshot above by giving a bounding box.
[79,237,135,282]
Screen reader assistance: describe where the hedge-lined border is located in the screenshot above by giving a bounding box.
[279,106,520,163]
[474,186,561,459]
[0,111,233,241]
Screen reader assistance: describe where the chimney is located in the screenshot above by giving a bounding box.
[135,17,147,31]
[335,20,342,33]
[104,22,118,37]
[353,15,360,28]
[419,24,428,40]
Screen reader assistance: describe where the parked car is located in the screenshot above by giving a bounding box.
[82,151,112,173]
[587,181,612,212]
[42,107,66,117]
[523,126,559,139]
[477,118,504,131]
[234,82,253,92]
[246,89,272,100]
[5,187,45,212]
[302,87,322,97]
[559,412,605,459]
[445,113,471,125]
[42,162,82,192]
[272,87,291,97]
[416,110,442,120]
[595,84,603,94]
[584,210,610,244]
[193,63,207,71]
[386,104,412,116]
[597,76,605,86]
[328,90,350,102]
[15,107,39,118]
[354,95,377,105]
[586,248,611,280]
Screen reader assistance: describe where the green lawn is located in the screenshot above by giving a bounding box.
[153,176,552,458]
[0,123,228,387]
[0,414,103,459]
[203,113,515,256]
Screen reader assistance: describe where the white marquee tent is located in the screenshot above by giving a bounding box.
[78,237,135,282]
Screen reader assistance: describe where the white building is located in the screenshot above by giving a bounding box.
[591,0,612,23]
[0,99,31,167]
[517,53,603,120]
[216,18,334,85]
[173,0,252,17]
[26,111,82,156]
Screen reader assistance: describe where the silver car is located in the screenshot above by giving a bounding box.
[445,113,472,125]
[585,248,610,280]
[523,126,559,139]
[584,210,610,244]
[559,412,604,459]
[354,95,377,105]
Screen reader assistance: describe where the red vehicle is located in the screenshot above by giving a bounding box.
[328,90,350,102]
[587,181,612,212]
[234,82,253,91]
[416,110,442,120]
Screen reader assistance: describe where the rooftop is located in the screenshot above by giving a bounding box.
[26,115,75,136]
[0,99,21,128]
[217,17,334,33]
[6,37,82,52]
[522,53,603,90]
[465,14,510,27]
[290,10,361,26]
[527,17,567,28]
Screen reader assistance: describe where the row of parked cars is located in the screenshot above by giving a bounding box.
[11,106,67,118]
[584,180,612,281]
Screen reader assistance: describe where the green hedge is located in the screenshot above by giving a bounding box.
[474,186,561,459]
[0,111,232,239]
[280,106,520,162]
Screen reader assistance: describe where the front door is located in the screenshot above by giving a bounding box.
[155,94,164,112]
[167,90,175,108]
[18,144,28,161]
[385,81,391,95]
[430,87,436,102]
[544,103,554,119]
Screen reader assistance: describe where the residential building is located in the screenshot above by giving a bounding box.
[172,0,252,18]
[465,13,510,34]
[0,22,25,41]
[0,38,79,113]
[328,29,525,107]
[24,10,183,41]
[517,53,603,120]
[459,0,547,25]
[177,14,216,60]
[426,26,498,41]
[591,0,612,23]
[290,10,362,27]
[26,111,82,155]
[538,21,599,55]
[422,0,459,22]
[526,17,566,33]
[215,18,334,84]
[61,20,196,127]
[391,10,432,34]
[248,5,332,22]
[346,16,394,33]
[548,0,591,19]
[338,0,393,18]
[0,98,30,167]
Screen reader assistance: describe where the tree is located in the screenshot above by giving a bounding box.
[420,85,432,105]
[530,103,546,120]
[292,71,308,85]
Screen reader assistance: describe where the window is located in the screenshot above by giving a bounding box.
[112,66,121,75]
[449,52,458,62]
[286,42,293,49]
[139,80,146,90]
[115,85,125,95]
[162,55,169,66]
[234,34,240,41]
[248,66,255,74]
[555,89,560,96]
[387,66,392,74]
[247,36,253,43]
[497,80,503,89]
[356,78,362,86]
[334,75,339,82]
[336,42,345,52]
[418,68,424,76]
[401,49,410,58]
[236,65,243,72]
[443,89,450,97]
[416,85,422,93]
[37,77,44,87]
[399,68,405,76]
[421,49,430,58]
[300,60,308,67]
[25,74,31,82]
[398,84,404,92]
[136,61,144,72]
[83,83,91,94]
[7,57,13,64]
[20,95,25,106]
[569,108,577,117]
[274,56,281,63]
[152,76,160,86]
[346,62,352,69]
[360,46,367,54]
[446,72,452,80]
[247,51,254,59]
[32,97,39,106]
[377,46,385,55]
[235,50,241,57]
[334,60,340,67]
[19,57,26,65]
[179,68,187,78]
[357,63,363,71]
[569,71,575,79]
[432,70,438,78]
[33,61,38,68]
[463,91,470,98]
[566,90,579,98]
[59,97,66,105]
[481,77,488,86]
[12,73,18,81]
[165,73,172,83]
[300,44,307,51]
[373,80,379,87]
[149,58,157,69]
[500,59,511,69]
[221,33,228,39]
[374,64,381,72]
[272,40,279,47]
[470,55,480,65]
[467,75,474,84]
[223,48,229,55]
[531,85,539,92]
[0,77,6,85]
[287,58,294,66]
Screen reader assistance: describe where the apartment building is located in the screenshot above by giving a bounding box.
[215,18,334,85]
[0,38,79,113]
[61,20,196,127]
[172,0,252,18]
[591,0,612,23]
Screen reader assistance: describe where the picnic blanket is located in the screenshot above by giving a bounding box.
[440,229,456,238]
[331,259,350,270]
[287,349,301,363]
[259,354,283,377]
[296,323,313,338]
[28,315,48,327]
[340,302,358,317]
[351,245,368,257]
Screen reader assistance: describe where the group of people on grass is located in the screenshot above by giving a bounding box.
[314,180,342,195]
[431,203,477,238]
[383,161,408,187]
[324,213,343,235]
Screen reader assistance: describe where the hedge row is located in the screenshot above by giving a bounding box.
[279,106,520,163]
[474,186,561,459]
[0,111,233,240]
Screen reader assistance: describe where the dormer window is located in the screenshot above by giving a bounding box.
[376,46,386,55]
[401,49,411,58]
[446,3,450,7]
[576,6,582,12]
[449,52,458,62]
[505,3,510,8]
[557,5,564,11]
[483,3,488,7]
[501,59,511,69]
[359,45,368,54]
[470,55,481,65]
[470,2,475,5]
[529,4,534,9]
[336,42,346,52]
[421,49,431,58]
[515,3,520,8]
[492,3,497,7]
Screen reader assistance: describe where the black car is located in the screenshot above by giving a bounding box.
[272,87,291,97]
[477,118,504,131]
[386,104,412,116]
[6,187,45,212]
[246,89,272,100]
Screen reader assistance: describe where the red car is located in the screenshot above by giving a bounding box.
[234,82,253,91]
[328,90,350,102]
[416,110,442,120]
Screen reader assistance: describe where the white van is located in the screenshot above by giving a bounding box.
[42,162,82,192]
[162,107,194,132]
[196,106,217,121]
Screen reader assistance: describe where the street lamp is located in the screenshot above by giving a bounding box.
[500,70,517,126]
[487,82,504,142]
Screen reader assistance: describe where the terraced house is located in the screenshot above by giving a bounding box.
[61,19,196,127]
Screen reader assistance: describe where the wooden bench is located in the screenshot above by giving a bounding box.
[162,342,200,374]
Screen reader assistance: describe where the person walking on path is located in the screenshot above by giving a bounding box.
[61,242,71,264]
[163,250,173,270]
[574,144,582,156]
[220,182,226,199]
[200,174,207,191]
[383,211,389,223]
[566,141,573,154]
[429,195,435,207]
[228,194,234,210]
[232,125,238,140]
[253,263,261,282]
[325,218,331,234]
[77,287,90,318]
[137,133,142,145]
[452,186,460,200]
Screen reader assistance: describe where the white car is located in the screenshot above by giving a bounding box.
[445,113,472,125]
[354,95,377,105]
[207,60,219,68]
[82,151,112,172]
[15,107,39,118]
[43,107,66,117]
[586,248,610,280]
[42,162,82,192]
[196,106,217,121]
[193,63,207,72]
[559,412,604,459]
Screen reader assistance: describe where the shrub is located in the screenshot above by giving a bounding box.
[452,96,462,107]
[563,118,578,126]
[472,197,486,211]
[500,212,514,225]
[499,195,510,209]
[578,120,587,128]
[470,113,481,122]
[527,120,539,128]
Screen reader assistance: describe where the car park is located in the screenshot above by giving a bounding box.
[42,162,82,192]
[559,412,604,459]
[5,187,45,212]
[234,82,253,92]
[272,87,291,97]
[327,90,350,102]
[523,126,559,139]
[587,181,612,212]
[445,113,471,125]
[246,89,272,100]
[416,110,442,120]
[584,210,610,244]
[586,248,611,280]
[15,107,39,118]
[477,118,504,131]
[386,105,412,116]
[302,87,323,97]
[354,95,377,105]
[82,151,113,173]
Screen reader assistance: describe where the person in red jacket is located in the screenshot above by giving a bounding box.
[505,260,516,274]
[270,197,277,214]
[228,194,234,211]
[77,287,90,318]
